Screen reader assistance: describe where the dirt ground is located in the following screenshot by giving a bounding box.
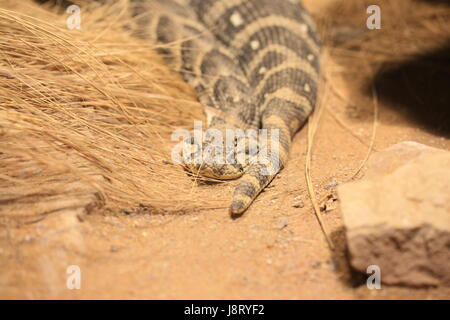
[1,0,450,299]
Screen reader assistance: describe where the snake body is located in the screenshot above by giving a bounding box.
[130,0,321,215]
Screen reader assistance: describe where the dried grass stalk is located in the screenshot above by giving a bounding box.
[0,0,225,224]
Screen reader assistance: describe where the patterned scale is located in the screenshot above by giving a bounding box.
[130,0,321,215]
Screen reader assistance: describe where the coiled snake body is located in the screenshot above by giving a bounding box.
[131,0,320,215]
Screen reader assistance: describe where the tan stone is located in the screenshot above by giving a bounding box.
[338,141,450,287]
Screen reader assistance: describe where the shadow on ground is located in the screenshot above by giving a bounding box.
[330,227,366,288]
[371,42,450,137]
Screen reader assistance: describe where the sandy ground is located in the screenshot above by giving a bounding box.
[1,0,450,299]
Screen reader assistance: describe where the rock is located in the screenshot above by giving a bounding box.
[293,197,305,208]
[363,141,444,177]
[24,235,35,242]
[326,258,339,272]
[320,193,338,213]
[293,202,304,208]
[338,141,450,287]
[310,259,322,269]
[276,218,289,230]
[325,179,339,190]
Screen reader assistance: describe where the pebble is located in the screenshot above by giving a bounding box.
[293,200,304,208]
[325,179,339,189]
[327,258,339,271]
[310,259,321,269]
[276,218,289,230]
[24,235,35,242]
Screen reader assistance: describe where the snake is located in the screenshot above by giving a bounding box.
[129,0,321,216]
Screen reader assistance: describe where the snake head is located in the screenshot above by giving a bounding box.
[180,127,259,180]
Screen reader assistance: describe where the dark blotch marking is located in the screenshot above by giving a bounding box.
[235,181,257,198]
[239,25,320,72]
[256,68,318,108]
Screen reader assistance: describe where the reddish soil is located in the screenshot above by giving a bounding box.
[1,0,449,299]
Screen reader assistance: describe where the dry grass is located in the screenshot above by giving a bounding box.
[0,0,223,225]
